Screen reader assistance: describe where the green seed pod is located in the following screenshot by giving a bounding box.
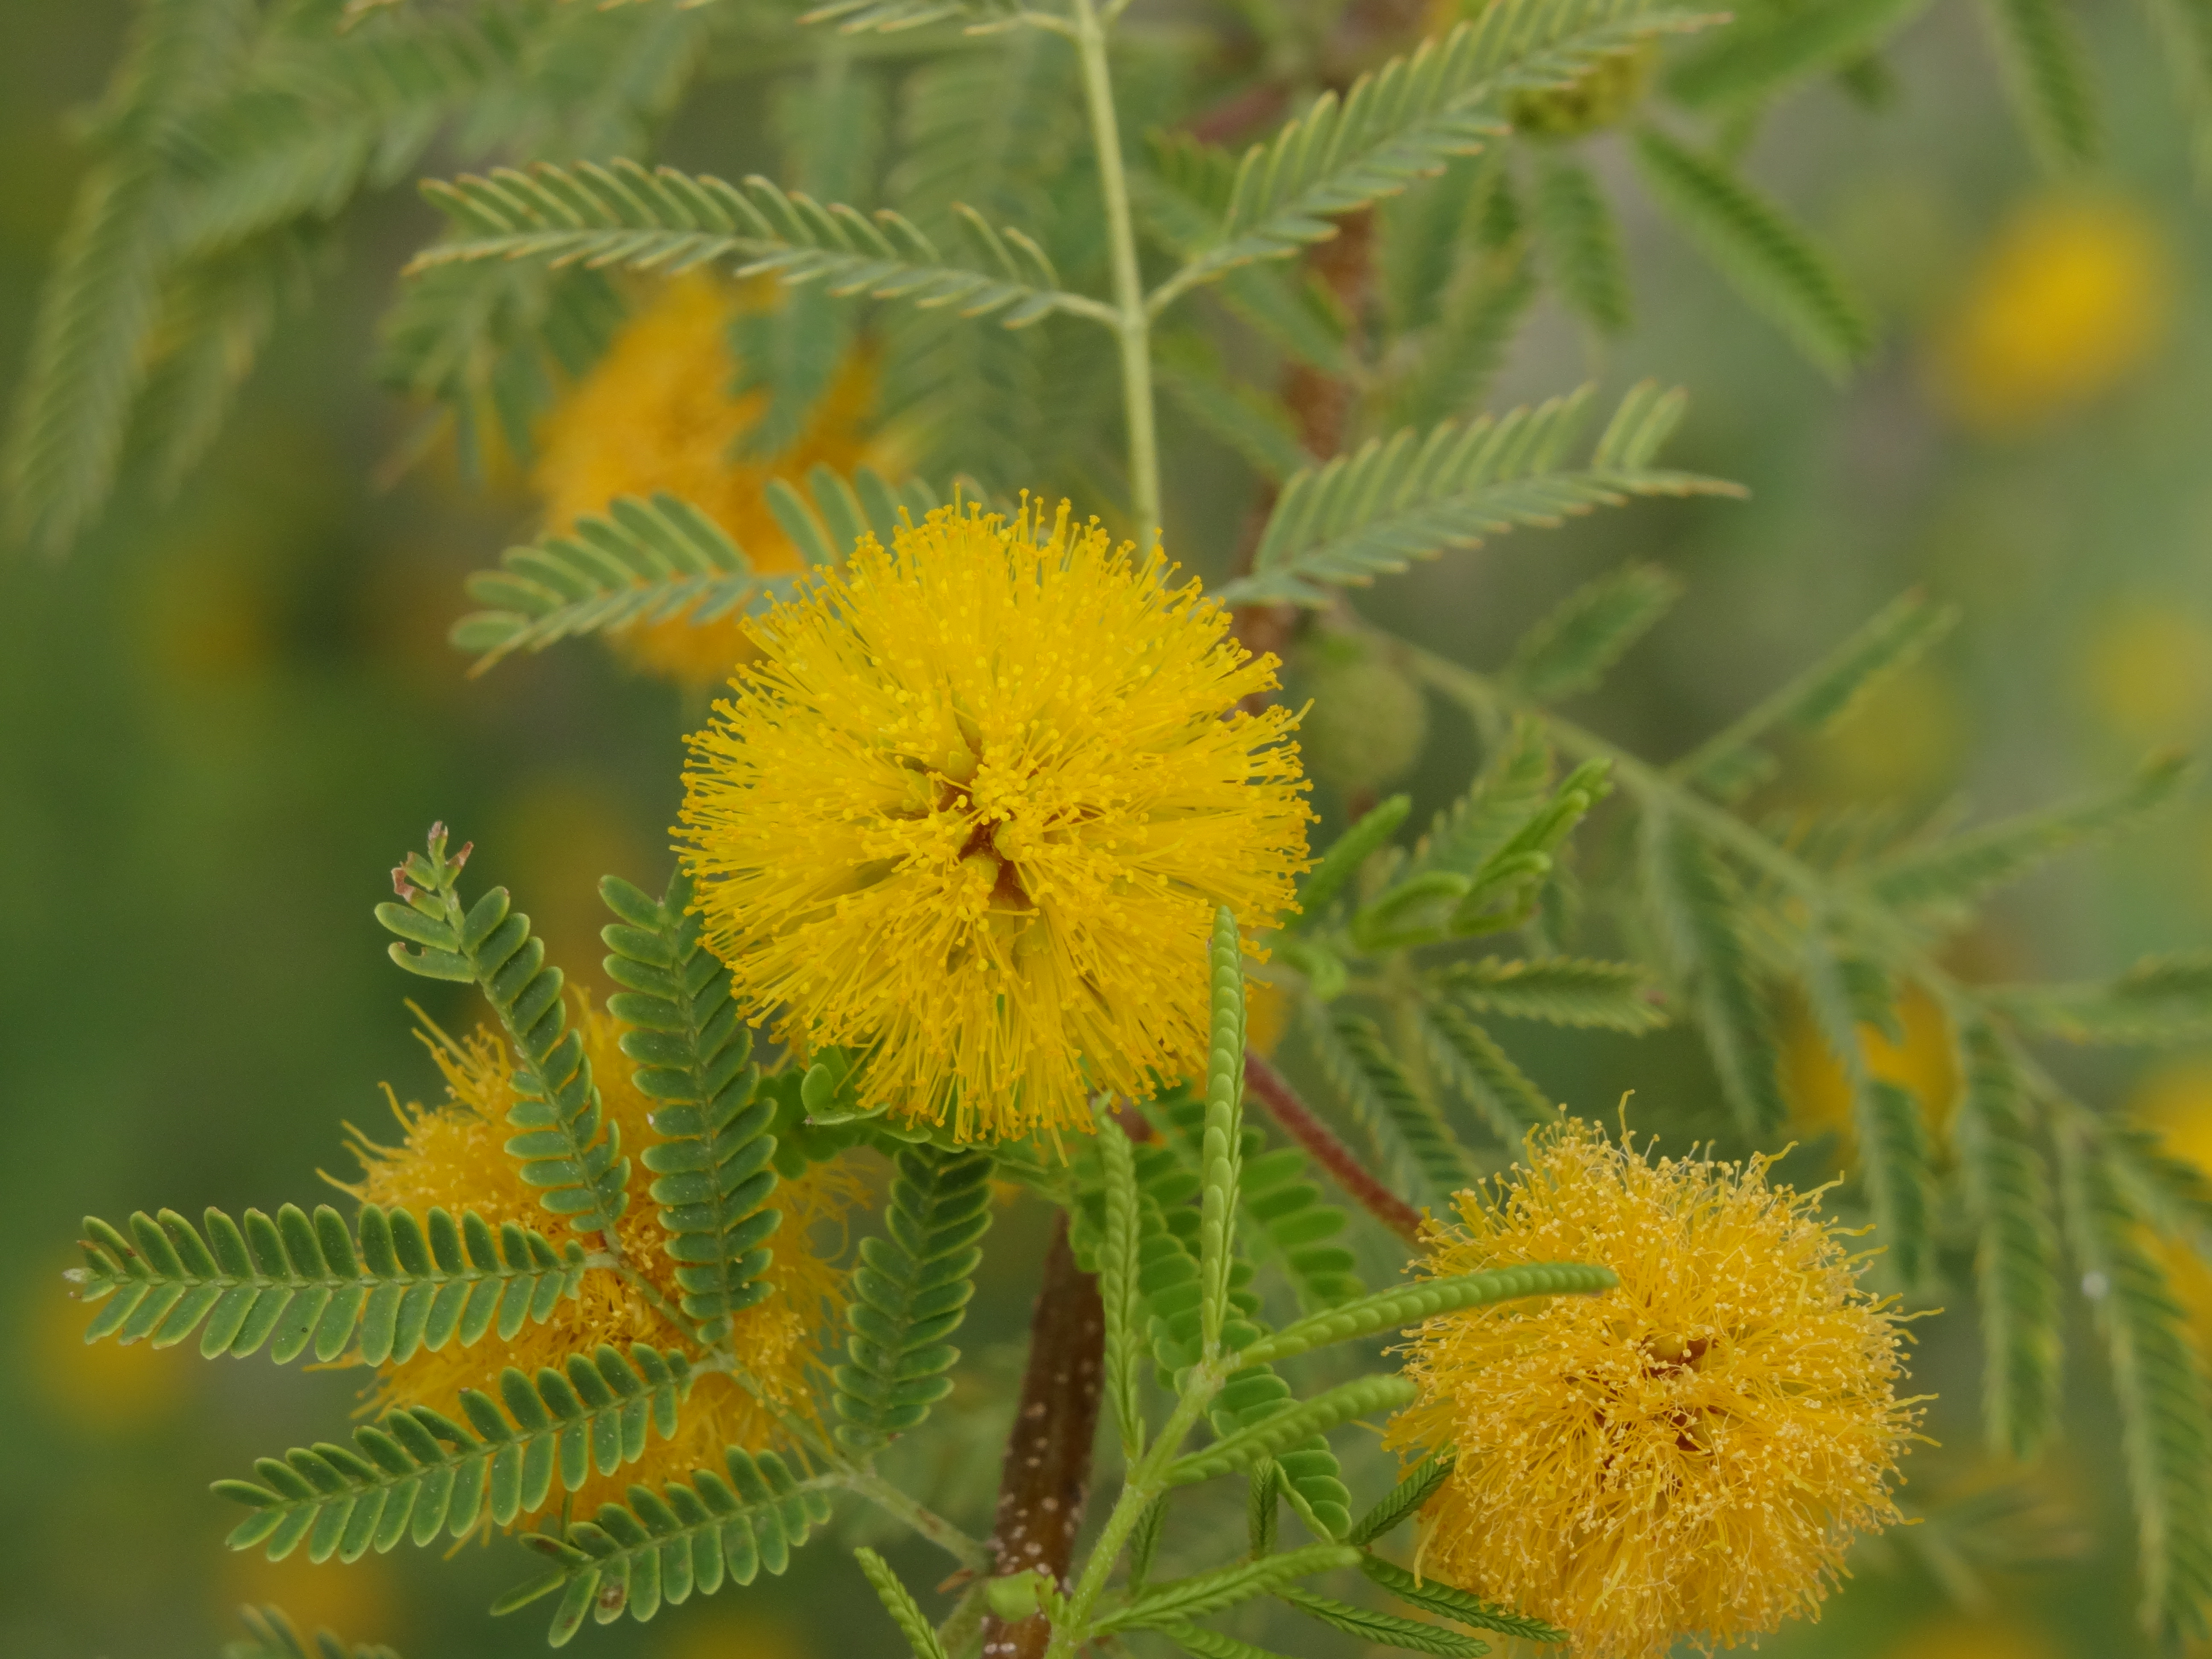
[1299,641,1431,796]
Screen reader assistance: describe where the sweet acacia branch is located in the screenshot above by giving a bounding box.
[1246,1052,1426,1244]
[980,1214,1107,1659]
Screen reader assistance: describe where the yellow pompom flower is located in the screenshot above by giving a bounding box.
[1929,193,2172,433]
[533,272,883,687]
[346,1004,853,1520]
[1384,1120,1921,1659]
[677,499,1313,1143]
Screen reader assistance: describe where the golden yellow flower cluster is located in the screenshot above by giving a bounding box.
[533,273,883,687]
[677,499,1312,1143]
[346,1004,853,1519]
[1386,1120,1920,1659]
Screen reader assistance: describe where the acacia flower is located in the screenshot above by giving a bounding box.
[534,272,884,687]
[1384,1119,1921,1658]
[676,499,1311,1143]
[346,1003,853,1519]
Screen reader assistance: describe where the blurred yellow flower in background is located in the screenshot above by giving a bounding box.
[2131,1057,2212,1339]
[217,1550,401,1654]
[1929,193,2173,434]
[2080,603,2212,747]
[534,273,884,687]
[1782,982,1961,1155]
[35,1264,187,1431]
[1886,1611,2064,1659]
[347,1004,853,1520]
[679,499,1312,1143]
[1387,1120,1921,1659]
[1806,664,1970,805]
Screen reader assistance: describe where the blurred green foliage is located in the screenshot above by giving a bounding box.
[4,0,2212,1655]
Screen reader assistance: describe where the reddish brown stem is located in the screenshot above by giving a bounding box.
[979,1214,1106,1659]
[1246,1051,1425,1244]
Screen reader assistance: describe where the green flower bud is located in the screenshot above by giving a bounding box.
[1299,640,1430,796]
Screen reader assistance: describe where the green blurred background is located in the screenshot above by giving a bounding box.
[4,1,2211,1656]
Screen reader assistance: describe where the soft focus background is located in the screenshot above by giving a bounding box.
[4,1,2211,1656]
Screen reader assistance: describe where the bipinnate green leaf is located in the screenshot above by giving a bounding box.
[1099,1543,1363,1631]
[855,1548,950,1659]
[1144,1088,1366,1314]
[1234,1262,1617,1368]
[1979,0,2101,170]
[1418,1000,1559,1141]
[72,1202,584,1364]
[1529,151,1631,333]
[412,159,1100,329]
[2057,1122,2212,1642]
[1279,1588,1490,1655]
[1161,0,1720,300]
[832,1144,994,1450]
[1221,387,1736,608]
[217,1344,691,1564]
[1668,0,1936,109]
[1632,128,1874,379]
[1347,1450,1456,1545]
[1430,957,1667,1032]
[377,825,628,1237]
[1200,906,1248,1358]
[1672,589,1959,803]
[1864,755,2189,923]
[1098,1119,1147,1457]
[227,1602,400,1659]
[602,870,780,1343]
[498,1447,832,1644]
[1167,1376,1419,1485]
[1297,795,1413,924]
[1504,562,1684,702]
[1951,1022,2062,1460]
[1640,813,1786,1135]
[1981,954,2212,1047]
[1359,1555,1571,1643]
[1310,1012,1478,1202]
[1856,1078,1939,1291]
[1156,1622,1298,1659]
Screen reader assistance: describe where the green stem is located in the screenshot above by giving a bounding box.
[1044,1368,1222,1658]
[1072,0,1161,545]
[937,1582,990,1658]
[840,1466,994,1572]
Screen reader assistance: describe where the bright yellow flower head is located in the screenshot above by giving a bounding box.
[346,1004,853,1520]
[533,272,882,687]
[1385,1119,1921,1659]
[676,498,1312,1143]
[1930,193,2172,433]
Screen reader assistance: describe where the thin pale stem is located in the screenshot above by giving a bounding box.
[839,1466,995,1572]
[1072,0,1161,545]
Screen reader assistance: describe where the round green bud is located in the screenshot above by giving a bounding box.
[1299,643,1430,796]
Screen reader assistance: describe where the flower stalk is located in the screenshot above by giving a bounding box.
[1072,0,1161,545]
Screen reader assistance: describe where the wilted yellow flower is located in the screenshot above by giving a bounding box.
[677,499,1312,1143]
[534,272,882,687]
[1385,1119,1921,1659]
[1781,981,1960,1155]
[347,1004,853,1519]
[1930,193,2172,433]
